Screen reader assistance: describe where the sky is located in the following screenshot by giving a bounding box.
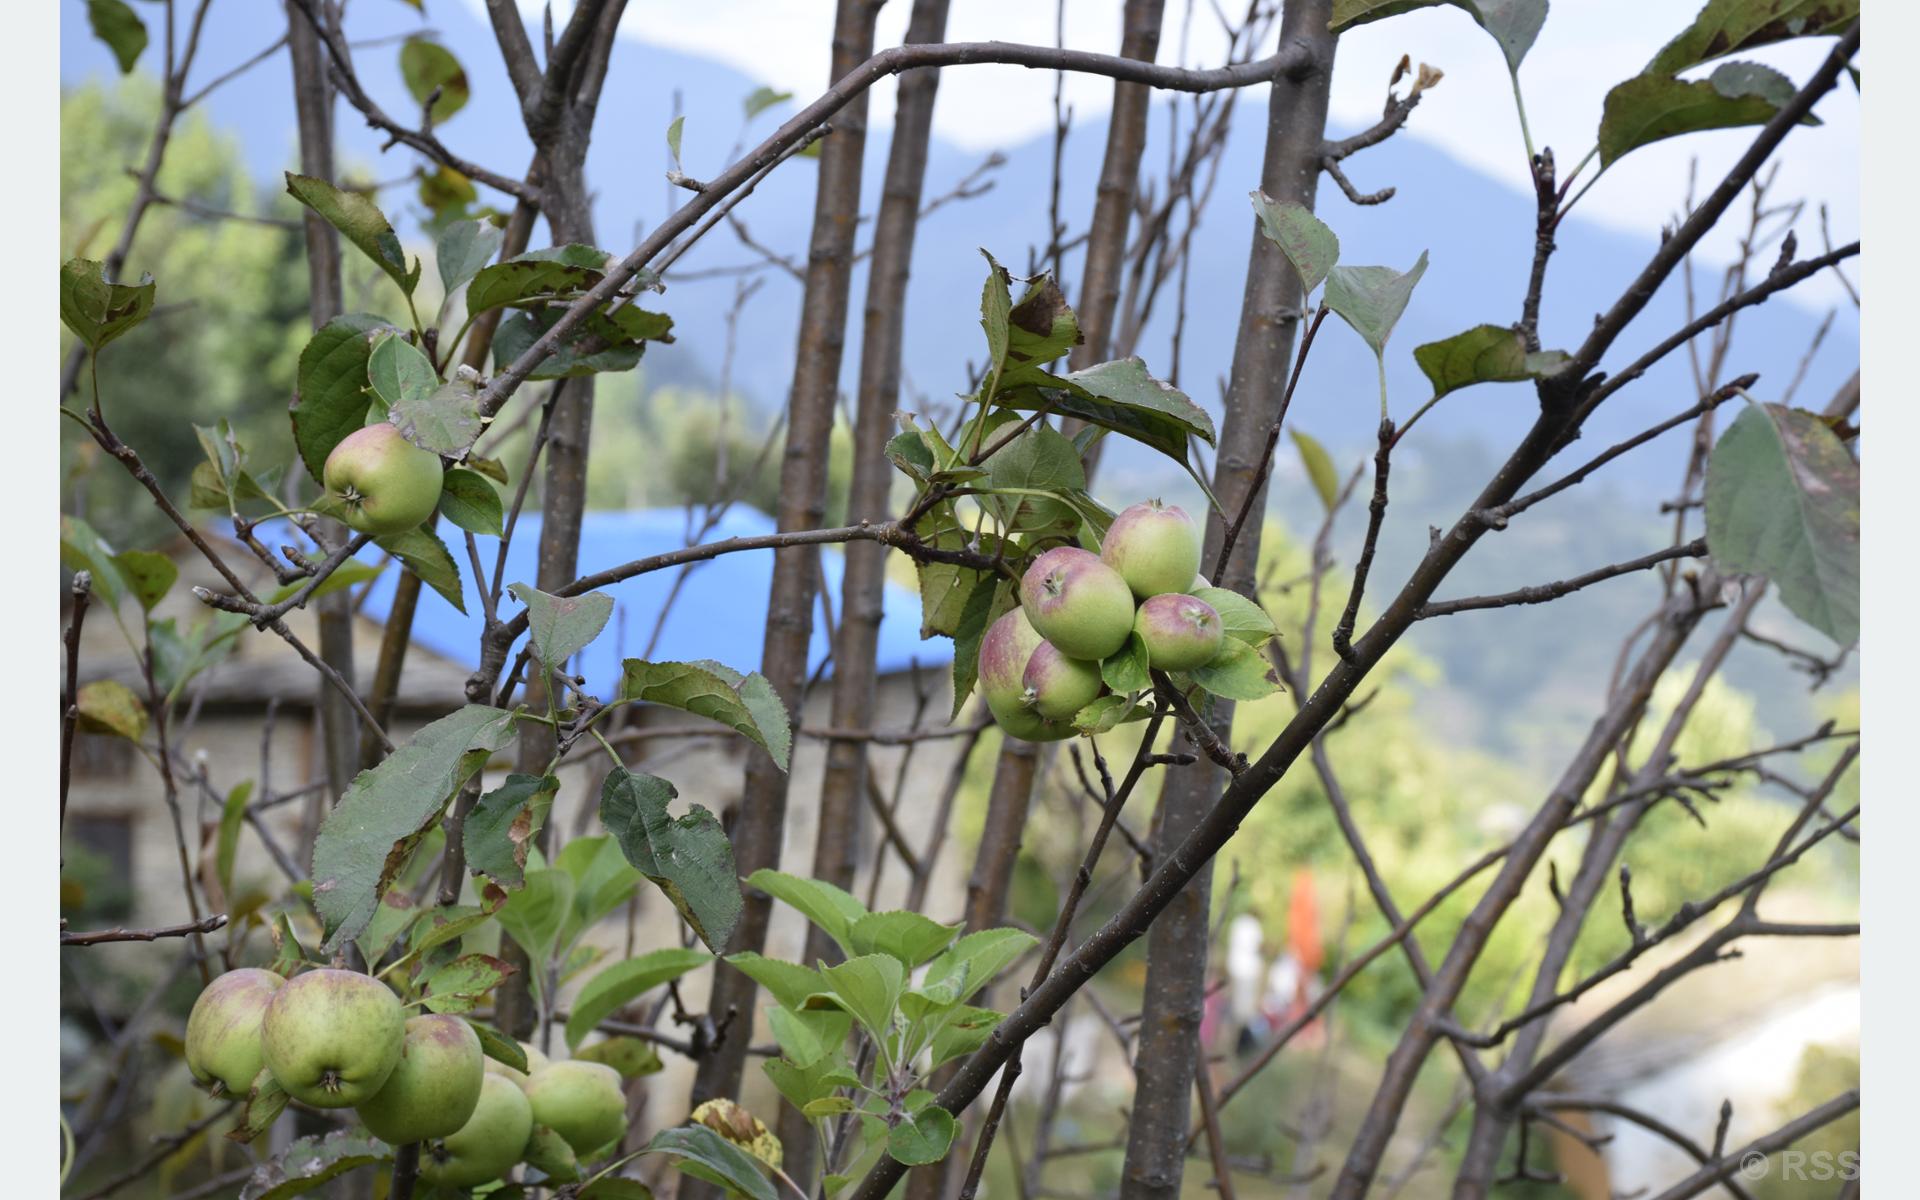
[471,0,1860,292]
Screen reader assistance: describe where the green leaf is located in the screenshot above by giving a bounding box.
[642,1125,777,1200]
[927,1006,1003,1068]
[983,425,1084,534]
[1003,270,1081,372]
[743,86,793,120]
[1412,323,1570,400]
[492,305,664,379]
[418,164,478,221]
[523,1125,582,1183]
[619,660,791,770]
[1705,403,1858,645]
[1597,68,1808,167]
[510,582,615,669]
[293,314,388,481]
[440,467,505,538]
[1049,355,1218,454]
[112,549,176,612]
[599,768,743,953]
[467,453,510,485]
[948,575,1013,722]
[1250,192,1339,294]
[215,780,253,900]
[726,953,827,1011]
[576,1036,667,1079]
[374,526,466,612]
[391,380,481,457]
[847,912,961,968]
[437,219,505,295]
[399,37,469,123]
[979,251,1013,371]
[59,258,154,352]
[1189,638,1285,702]
[408,900,499,965]
[887,1105,956,1167]
[1330,1,1545,71]
[464,773,559,889]
[1326,253,1429,356]
[666,115,686,167]
[886,430,936,484]
[565,947,712,1050]
[1291,429,1341,513]
[284,173,420,298]
[85,0,147,72]
[465,253,606,314]
[1101,634,1151,694]
[1073,694,1151,734]
[819,954,905,1039]
[763,1055,854,1112]
[60,515,127,607]
[311,705,517,950]
[228,1068,287,1143]
[356,890,418,967]
[367,334,437,414]
[1646,0,1858,76]
[497,868,576,980]
[555,835,646,944]
[767,1006,852,1069]
[1191,587,1279,645]
[422,952,516,1014]
[746,870,869,954]
[75,680,147,741]
[467,1019,529,1074]
[238,1129,388,1197]
[925,928,1037,1006]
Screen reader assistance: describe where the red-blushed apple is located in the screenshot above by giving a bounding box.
[1020,546,1135,660]
[260,968,405,1108]
[185,968,283,1095]
[523,1060,628,1157]
[421,1073,534,1188]
[322,422,444,536]
[1134,593,1224,671]
[356,1014,485,1145]
[1101,501,1203,599]
[976,608,1073,741]
[1022,641,1104,720]
[483,1039,549,1090]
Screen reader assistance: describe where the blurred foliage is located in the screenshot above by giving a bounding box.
[1752,1043,1858,1199]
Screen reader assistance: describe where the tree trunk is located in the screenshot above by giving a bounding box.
[1117,6,1336,1199]
[691,0,884,1111]
[788,0,951,1186]
[285,1,360,809]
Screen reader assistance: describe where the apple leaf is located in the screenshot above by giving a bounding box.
[466,1019,529,1074]
[1291,429,1341,513]
[847,911,962,968]
[599,768,743,953]
[497,869,576,991]
[421,953,517,1013]
[510,582,616,670]
[1073,694,1150,734]
[391,379,482,457]
[214,780,253,901]
[1251,192,1339,294]
[111,549,177,612]
[1188,638,1285,702]
[1413,323,1569,399]
[285,173,420,298]
[398,37,469,123]
[746,870,869,954]
[311,705,518,951]
[577,1035,667,1079]
[619,659,791,769]
[436,219,505,296]
[925,928,1037,1007]
[355,889,417,967]
[947,574,1013,722]
[1326,253,1429,356]
[1042,355,1218,456]
[888,1103,957,1167]
[292,314,388,481]
[726,952,829,1011]
[225,1068,288,1145]
[238,1129,390,1198]
[1705,402,1859,645]
[463,772,559,889]
[564,946,712,1050]
[1598,66,1811,167]
[374,526,465,612]
[367,334,437,414]
[642,1125,778,1200]
[1192,587,1280,645]
[60,258,155,352]
[1101,634,1151,694]
[75,680,148,742]
[85,0,147,73]
[439,467,505,538]
[1646,0,1858,76]
[466,253,606,313]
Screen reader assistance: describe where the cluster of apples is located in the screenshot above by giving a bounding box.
[980,500,1221,741]
[184,967,628,1186]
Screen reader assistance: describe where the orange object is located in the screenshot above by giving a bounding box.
[1287,868,1322,976]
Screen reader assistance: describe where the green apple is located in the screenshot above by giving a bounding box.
[421,1074,534,1188]
[1133,593,1224,671]
[184,968,283,1096]
[976,608,1072,742]
[483,1040,549,1090]
[1101,501,1203,599]
[260,968,405,1108]
[523,1060,628,1157]
[322,422,443,536]
[1020,547,1135,661]
[356,1014,485,1145]
[1022,641,1103,720]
